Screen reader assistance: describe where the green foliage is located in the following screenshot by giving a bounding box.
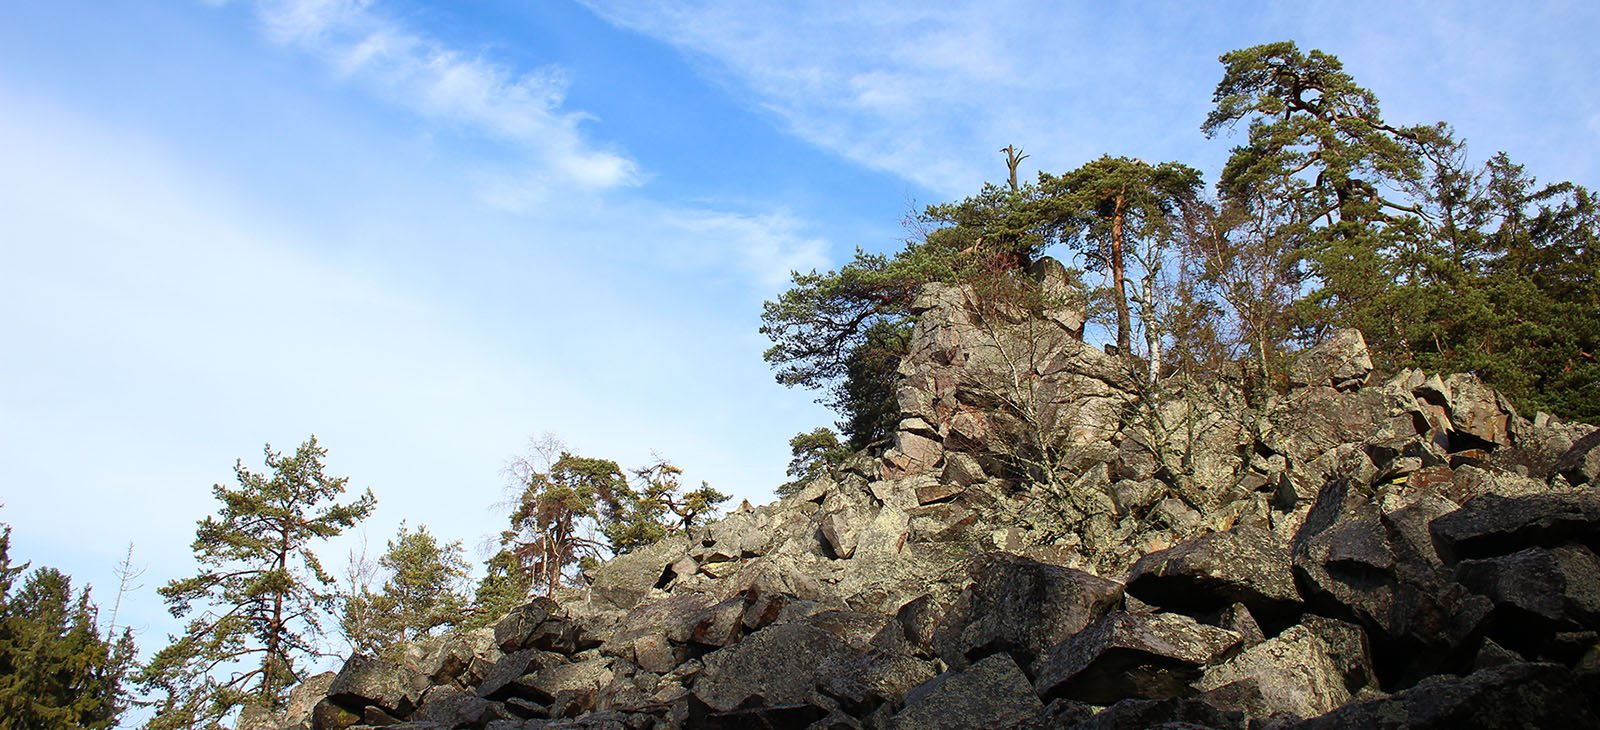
[0,527,136,730]
[341,523,469,658]
[1204,41,1598,421]
[465,549,532,630]
[500,437,731,600]
[1036,155,1204,353]
[501,443,629,598]
[777,427,851,497]
[833,319,913,449]
[139,437,375,727]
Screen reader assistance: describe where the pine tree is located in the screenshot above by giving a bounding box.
[139,436,375,728]
[340,522,469,657]
[0,526,136,730]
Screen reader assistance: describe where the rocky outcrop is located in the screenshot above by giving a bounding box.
[253,267,1600,730]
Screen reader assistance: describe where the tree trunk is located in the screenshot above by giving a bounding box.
[1111,192,1132,353]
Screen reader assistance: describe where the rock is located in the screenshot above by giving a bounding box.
[821,510,863,559]
[309,698,361,730]
[1441,374,1513,450]
[1456,544,1600,656]
[889,653,1043,730]
[412,686,508,727]
[1034,612,1242,704]
[1289,329,1373,391]
[1292,475,1492,667]
[693,622,858,712]
[1297,615,1378,695]
[477,648,565,700]
[284,672,337,729]
[327,655,418,717]
[931,555,1124,670]
[1194,624,1351,720]
[1430,491,1600,562]
[688,595,749,648]
[1013,697,1247,730]
[236,704,276,730]
[1555,430,1600,486]
[1279,662,1597,729]
[495,597,561,652]
[585,534,691,610]
[1125,525,1300,620]
[516,657,616,704]
[1152,498,1202,530]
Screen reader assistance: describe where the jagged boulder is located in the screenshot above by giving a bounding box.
[1280,662,1596,729]
[1034,612,1242,704]
[692,622,859,712]
[1288,328,1373,391]
[931,555,1123,670]
[890,653,1042,730]
[1125,525,1299,621]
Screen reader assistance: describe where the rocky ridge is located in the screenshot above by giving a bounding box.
[248,264,1600,730]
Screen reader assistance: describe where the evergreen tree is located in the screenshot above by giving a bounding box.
[1036,155,1204,358]
[340,523,469,657]
[501,439,629,598]
[778,427,851,497]
[466,549,532,630]
[139,437,374,728]
[0,526,136,730]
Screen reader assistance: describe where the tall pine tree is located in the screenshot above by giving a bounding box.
[139,436,374,729]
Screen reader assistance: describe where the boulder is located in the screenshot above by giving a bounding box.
[1034,612,1242,704]
[931,555,1124,670]
[1008,697,1247,730]
[495,597,561,652]
[1555,430,1600,486]
[1279,662,1596,729]
[692,622,859,712]
[1289,329,1373,391]
[1430,491,1600,562]
[1125,525,1299,620]
[1194,624,1351,720]
[1456,544,1600,657]
[889,653,1043,730]
[327,655,418,717]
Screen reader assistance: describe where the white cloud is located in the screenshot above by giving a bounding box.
[582,1,1600,196]
[250,0,641,191]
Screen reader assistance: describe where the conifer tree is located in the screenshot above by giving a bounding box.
[0,526,136,730]
[340,522,469,657]
[139,436,374,728]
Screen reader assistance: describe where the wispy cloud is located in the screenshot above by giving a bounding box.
[583,1,1600,196]
[247,0,640,194]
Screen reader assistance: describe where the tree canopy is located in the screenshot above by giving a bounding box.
[139,436,375,729]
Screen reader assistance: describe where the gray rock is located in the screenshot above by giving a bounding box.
[283,672,337,729]
[495,598,560,652]
[515,657,615,704]
[1457,544,1600,651]
[1297,615,1377,696]
[1555,430,1600,486]
[1126,526,1299,619]
[1279,662,1596,729]
[821,510,862,559]
[477,648,565,700]
[1289,329,1373,391]
[889,653,1043,730]
[1430,491,1600,562]
[328,655,419,716]
[1194,624,1351,720]
[1034,611,1242,704]
[1009,697,1246,730]
[309,698,360,730]
[932,555,1123,670]
[692,622,858,712]
[585,534,691,610]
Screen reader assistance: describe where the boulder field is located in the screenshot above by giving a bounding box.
[247,273,1600,730]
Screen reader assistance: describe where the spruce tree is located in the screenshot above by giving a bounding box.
[139,436,374,728]
[0,527,136,730]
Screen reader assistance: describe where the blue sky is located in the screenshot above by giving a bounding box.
[2,0,1597,688]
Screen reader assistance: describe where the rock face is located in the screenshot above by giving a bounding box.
[256,267,1600,730]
